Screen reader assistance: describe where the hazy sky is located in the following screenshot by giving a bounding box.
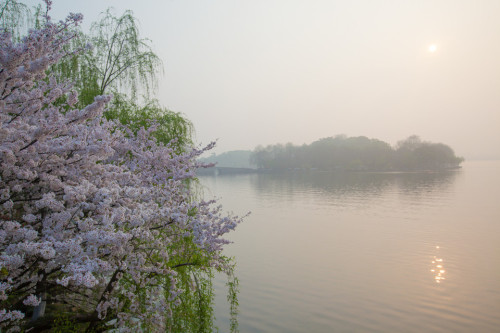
[28,0,500,159]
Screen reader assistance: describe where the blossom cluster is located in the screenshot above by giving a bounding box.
[0,6,241,331]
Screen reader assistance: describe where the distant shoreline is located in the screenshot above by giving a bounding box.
[197,165,462,176]
[199,136,464,176]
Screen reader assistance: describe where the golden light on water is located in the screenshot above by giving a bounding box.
[431,246,446,283]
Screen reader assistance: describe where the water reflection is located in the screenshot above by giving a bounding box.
[396,171,459,192]
[251,170,460,205]
[207,161,500,333]
[431,246,446,283]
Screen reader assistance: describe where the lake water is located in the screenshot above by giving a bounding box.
[201,160,500,332]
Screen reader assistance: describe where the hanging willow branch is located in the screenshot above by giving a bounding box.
[0,0,31,39]
[88,9,162,100]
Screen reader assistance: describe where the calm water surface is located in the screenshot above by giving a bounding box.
[201,160,500,332]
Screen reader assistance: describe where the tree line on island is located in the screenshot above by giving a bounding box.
[252,135,463,171]
[201,135,463,173]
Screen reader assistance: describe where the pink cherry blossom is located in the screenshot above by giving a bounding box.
[0,5,242,331]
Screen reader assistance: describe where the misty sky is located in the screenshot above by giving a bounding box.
[30,0,500,159]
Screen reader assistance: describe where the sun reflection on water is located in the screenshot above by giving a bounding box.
[431,245,446,283]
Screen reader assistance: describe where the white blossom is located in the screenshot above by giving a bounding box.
[0,4,242,331]
[22,295,41,307]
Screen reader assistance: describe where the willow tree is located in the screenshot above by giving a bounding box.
[108,96,193,153]
[1,2,240,332]
[50,7,193,149]
[67,9,162,106]
[1,2,242,332]
[61,6,234,332]
[91,10,160,97]
[0,0,31,40]
[58,8,236,332]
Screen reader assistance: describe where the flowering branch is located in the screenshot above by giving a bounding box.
[0,5,242,331]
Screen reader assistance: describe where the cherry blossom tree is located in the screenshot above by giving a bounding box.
[0,2,241,331]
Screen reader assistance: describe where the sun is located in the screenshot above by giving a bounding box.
[428,44,437,53]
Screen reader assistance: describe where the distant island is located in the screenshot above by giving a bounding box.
[198,135,464,174]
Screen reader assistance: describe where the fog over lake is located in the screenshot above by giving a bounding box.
[29,0,500,329]
[43,0,500,160]
[8,1,500,331]
[205,161,500,332]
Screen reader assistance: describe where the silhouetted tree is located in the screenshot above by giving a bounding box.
[252,135,463,172]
